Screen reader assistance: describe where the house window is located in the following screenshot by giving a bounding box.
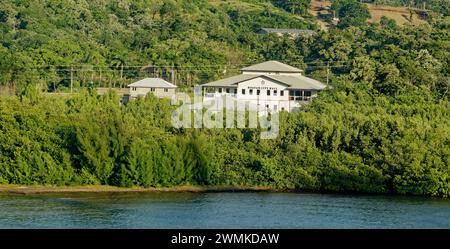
[218,88,222,93]
[257,90,260,96]
[304,91,312,100]
[267,90,270,96]
[297,90,303,101]
[266,104,269,108]
[274,90,277,96]
[242,89,246,95]
[290,90,304,101]
[150,88,155,92]
[132,87,137,91]
[226,88,230,93]
[164,88,169,92]
[274,105,278,111]
[280,91,284,96]
[289,90,295,100]
[234,88,237,94]
[249,89,253,95]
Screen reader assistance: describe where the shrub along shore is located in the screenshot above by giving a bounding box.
[0,1,448,197]
[0,184,273,194]
[0,85,449,197]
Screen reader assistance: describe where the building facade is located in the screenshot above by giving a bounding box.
[127,78,177,99]
[201,61,326,112]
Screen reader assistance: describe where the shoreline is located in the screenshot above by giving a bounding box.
[0,184,274,195]
[1,185,447,198]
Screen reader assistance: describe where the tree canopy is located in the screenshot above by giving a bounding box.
[331,0,372,28]
[0,0,449,197]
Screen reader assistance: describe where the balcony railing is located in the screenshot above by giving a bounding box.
[289,96,312,101]
[204,93,237,98]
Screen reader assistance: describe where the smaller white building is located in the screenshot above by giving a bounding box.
[127,78,177,99]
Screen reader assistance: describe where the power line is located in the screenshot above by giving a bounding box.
[0,59,347,69]
[0,61,348,71]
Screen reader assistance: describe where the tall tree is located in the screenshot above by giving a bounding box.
[331,0,371,28]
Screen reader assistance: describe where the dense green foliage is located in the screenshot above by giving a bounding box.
[272,0,311,15]
[0,0,314,92]
[0,78,448,196]
[362,0,450,16]
[0,0,449,196]
[0,91,216,187]
[332,0,371,28]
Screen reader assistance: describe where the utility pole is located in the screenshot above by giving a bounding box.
[120,64,124,89]
[326,61,330,85]
[70,66,73,93]
[99,66,103,87]
[91,68,94,87]
[171,64,175,84]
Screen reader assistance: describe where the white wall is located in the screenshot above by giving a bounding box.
[129,87,176,98]
[202,77,320,112]
[237,77,290,112]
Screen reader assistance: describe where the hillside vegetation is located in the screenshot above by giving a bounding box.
[0,0,314,92]
[311,0,429,28]
[0,0,449,196]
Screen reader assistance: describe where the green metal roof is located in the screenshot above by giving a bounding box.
[128,78,177,88]
[241,61,303,73]
[202,74,326,90]
[269,75,325,90]
[201,74,255,87]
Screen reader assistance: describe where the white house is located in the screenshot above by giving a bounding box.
[127,78,177,99]
[201,61,326,112]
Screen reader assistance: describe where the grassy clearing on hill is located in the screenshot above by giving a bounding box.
[310,0,427,29]
[367,4,427,25]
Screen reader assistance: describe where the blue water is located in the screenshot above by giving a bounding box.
[0,192,449,228]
